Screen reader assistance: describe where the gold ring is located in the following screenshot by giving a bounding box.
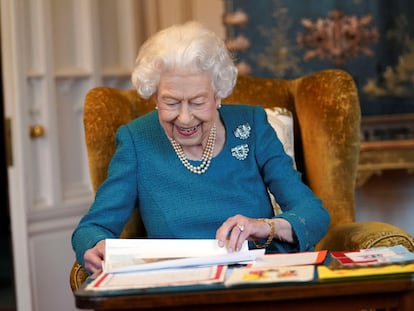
[237,223,244,232]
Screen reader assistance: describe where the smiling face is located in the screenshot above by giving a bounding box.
[156,70,221,152]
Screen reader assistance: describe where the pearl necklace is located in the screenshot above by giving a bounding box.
[169,124,217,175]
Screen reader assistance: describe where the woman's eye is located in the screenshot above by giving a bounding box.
[191,101,205,106]
[164,101,179,107]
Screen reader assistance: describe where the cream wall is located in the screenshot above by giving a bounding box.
[140,0,225,37]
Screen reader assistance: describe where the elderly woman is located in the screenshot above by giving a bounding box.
[72,21,330,276]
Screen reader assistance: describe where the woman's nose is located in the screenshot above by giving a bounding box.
[177,103,193,123]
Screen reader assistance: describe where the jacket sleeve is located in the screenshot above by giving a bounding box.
[71,125,139,266]
[253,106,330,252]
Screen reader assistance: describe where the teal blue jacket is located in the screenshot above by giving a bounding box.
[72,104,330,267]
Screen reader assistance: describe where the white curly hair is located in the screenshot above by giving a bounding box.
[131,21,238,99]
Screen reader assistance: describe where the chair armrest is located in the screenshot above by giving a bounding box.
[317,221,414,252]
[70,261,89,292]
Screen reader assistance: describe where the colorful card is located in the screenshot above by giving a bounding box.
[330,245,414,267]
[225,265,315,286]
[87,265,227,291]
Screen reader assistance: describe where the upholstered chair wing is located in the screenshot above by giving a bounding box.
[70,69,414,291]
[223,71,414,252]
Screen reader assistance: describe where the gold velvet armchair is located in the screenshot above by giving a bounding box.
[70,69,414,291]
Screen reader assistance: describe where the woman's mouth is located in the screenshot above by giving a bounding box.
[176,125,199,137]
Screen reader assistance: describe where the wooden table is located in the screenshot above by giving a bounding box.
[75,276,414,311]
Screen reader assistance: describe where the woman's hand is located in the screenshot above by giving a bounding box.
[216,215,273,252]
[84,240,106,277]
[216,215,294,252]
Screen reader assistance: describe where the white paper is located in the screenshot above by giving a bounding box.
[103,239,262,273]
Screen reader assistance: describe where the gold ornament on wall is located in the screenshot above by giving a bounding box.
[297,10,379,66]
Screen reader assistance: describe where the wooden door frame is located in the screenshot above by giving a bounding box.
[1,1,34,310]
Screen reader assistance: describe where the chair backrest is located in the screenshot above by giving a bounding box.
[83,69,360,237]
